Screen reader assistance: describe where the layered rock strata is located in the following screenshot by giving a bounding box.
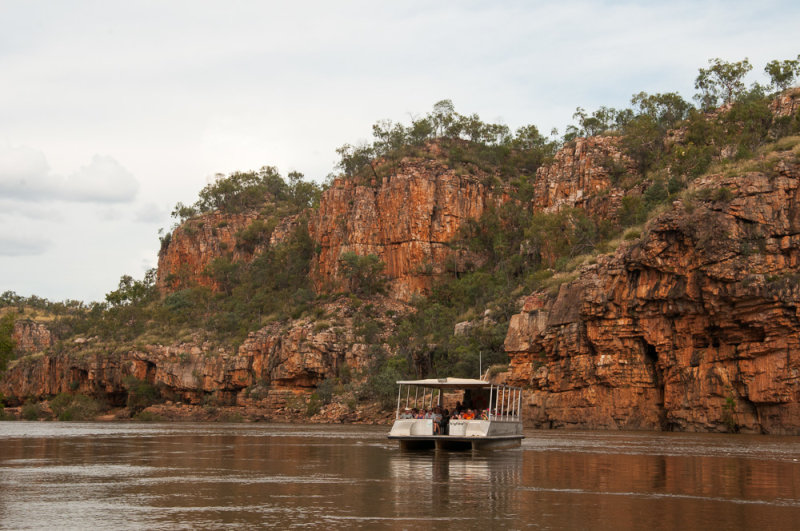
[157,211,299,292]
[311,156,500,299]
[532,136,637,219]
[0,297,405,412]
[12,319,53,355]
[506,153,800,434]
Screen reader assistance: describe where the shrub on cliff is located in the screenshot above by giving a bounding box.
[0,312,15,373]
[339,252,386,295]
[335,100,557,183]
[124,377,160,416]
[170,167,321,226]
[49,393,105,421]
[195,166,287,213]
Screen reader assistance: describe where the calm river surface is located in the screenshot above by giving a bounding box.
[1,422,799,530]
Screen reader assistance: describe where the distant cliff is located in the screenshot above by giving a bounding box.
[311,149,502,300]
[506,153,800,434]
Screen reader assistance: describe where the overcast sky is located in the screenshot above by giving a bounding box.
[1,0,798,303]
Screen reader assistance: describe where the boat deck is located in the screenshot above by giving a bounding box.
[388,434,523,450]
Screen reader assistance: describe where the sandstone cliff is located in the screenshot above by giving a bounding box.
[0,296,405,421]
[12,319,53,355]
[532,135,637,219]
[157,210,299,292]
[311,154,501,300]
[506,152,800,434]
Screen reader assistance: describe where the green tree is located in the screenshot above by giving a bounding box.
[0,312,16,373]
[694,57,753,110]
[565,106,631,140]
[431,99,457,137]
[622,92,692,174]
[105,270,157,307]
[171,202,198,222]
[195,166,287,213]
[287,171,322,210]
[764,56,800,93]
[339,252,386,295]
[336,143,375,178]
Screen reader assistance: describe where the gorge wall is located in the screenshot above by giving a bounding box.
[506,154,800,434]
[4,101,800,431]
[532,135,637,219]
[0,296,406,421]
[156,210,299,292]
[310,155,501,300]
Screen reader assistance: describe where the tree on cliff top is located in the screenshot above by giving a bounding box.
[694,57,753,110]
[195,166,288,213]
[764,55,800,93]
[171,166,322,224]
[335,100,557,182]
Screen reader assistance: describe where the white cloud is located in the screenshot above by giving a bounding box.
[0,234,52,257]
[134,202,168,224]
[0,145,138,203]
[63,155,139,203]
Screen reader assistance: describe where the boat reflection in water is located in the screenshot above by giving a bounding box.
[388,447,523,520]
[388,377,524,450]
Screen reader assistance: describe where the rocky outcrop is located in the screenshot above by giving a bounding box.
[532,136,637,219]
[238,296,408,387]
[0,296,406,411]
[310,154,501,300]
[506,153,800,434]
[770,87,800,118]
[157,211,299,292]
[12,319,53,355]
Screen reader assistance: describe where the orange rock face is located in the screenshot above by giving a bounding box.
[12,319,53,355]
[532,136,637,219]
[156,211,299,293]
[507,154,800,434]
[0,296,406,407]
[310,157,500,299]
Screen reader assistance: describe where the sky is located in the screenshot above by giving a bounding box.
[1,0,798,303]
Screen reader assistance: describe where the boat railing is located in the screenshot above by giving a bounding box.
[394,381,523,423]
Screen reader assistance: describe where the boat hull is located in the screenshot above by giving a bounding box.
[388,434,523,451]
[388,418,523,450]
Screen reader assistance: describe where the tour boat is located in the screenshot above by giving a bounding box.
[387,377,524,450]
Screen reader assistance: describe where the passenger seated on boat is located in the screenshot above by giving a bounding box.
[411,408,420,418]
[400,408,413,419]
[480,409,489,420]
[432,406,443,433]
[463,409,475,420]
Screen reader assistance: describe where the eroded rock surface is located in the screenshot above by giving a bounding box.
[0,296,406,414]
[157,211,299,292]
[532,136,637,219]
[12,319,53,355]
[310,155,500,299]
[507,154,800,434]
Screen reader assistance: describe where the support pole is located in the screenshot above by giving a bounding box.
[396,385,402,419]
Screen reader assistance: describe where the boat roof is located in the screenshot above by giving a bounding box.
[395,377,511,389]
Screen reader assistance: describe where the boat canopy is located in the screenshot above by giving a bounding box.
[394,378,495,389]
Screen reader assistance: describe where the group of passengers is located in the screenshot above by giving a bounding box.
[398,402,488,434]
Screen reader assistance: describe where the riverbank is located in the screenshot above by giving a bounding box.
[0,398,395,425]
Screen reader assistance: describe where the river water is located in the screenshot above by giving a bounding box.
[1,422,798,530]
